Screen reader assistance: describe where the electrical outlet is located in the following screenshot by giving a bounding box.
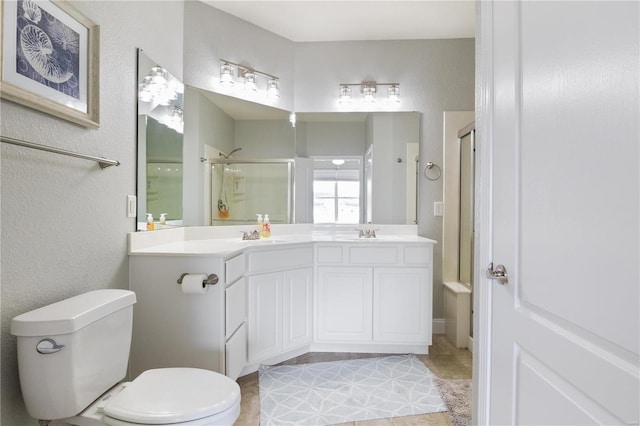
[127,195,137,218]
[433,202,444,217]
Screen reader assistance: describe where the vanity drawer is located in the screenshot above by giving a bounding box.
[348,246,399,265]
[404,246,433,266]
[247,245,313,273]
[226,254,245,285]
[226,277,246,337]
[316,245,344,264]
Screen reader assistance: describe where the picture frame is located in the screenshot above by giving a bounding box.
[1,0,99,129]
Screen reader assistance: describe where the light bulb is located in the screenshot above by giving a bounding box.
[267,79,280,98]
[363,85,376,103]
[244,71,257,91]
[388,85,400,104]
[220,63,234,86]
[339,85,352,104]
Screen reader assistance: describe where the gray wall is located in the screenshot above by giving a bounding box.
[0,2,184,424]
[183,2,295,112]
[303,122,366,157]
[234,120,295,158]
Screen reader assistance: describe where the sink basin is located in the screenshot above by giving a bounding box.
[240,239,283,245]
[334,235,408,242]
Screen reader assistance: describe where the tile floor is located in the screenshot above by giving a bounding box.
[235,334,472,425]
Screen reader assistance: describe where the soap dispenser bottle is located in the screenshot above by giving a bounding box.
[256,214,263,235]
[159,213,167,225]
[261,214,271,238]
[146,213,155,231]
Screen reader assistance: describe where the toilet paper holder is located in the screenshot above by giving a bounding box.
[177,273,219,287]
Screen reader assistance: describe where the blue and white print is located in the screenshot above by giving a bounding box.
[15,0,80,99]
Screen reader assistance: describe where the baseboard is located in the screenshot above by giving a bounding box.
[432,318,445,334]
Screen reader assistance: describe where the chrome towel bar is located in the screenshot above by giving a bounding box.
[1,135,120,169]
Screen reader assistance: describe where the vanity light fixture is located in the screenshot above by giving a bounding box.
[138,66,183,109]
[219,59,279,97]
[338,81,400,105]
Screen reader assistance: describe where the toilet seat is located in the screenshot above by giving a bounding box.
[102,368,240,425]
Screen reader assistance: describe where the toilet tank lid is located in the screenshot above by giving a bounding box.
[10,290,136,337]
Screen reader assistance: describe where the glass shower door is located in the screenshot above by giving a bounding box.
[211,160,292,225]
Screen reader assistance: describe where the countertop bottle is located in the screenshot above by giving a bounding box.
[146,213,155,231]
[256,214,263,235]
[261,214,271,238]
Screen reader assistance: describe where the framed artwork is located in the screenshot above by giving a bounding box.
[1,0,99,129]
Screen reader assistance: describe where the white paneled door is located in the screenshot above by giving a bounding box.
[477,1,639,424]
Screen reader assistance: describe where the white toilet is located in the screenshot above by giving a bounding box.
[10,289,241,426]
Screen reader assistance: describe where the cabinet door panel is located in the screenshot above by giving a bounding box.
[248,272,282,362]
[317,267,373,341]
[373,267,431,343]
[283,268,313,350]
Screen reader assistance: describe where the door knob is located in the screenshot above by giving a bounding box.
[486,262,508,285]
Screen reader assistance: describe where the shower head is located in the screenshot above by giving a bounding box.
[219,148,242,159]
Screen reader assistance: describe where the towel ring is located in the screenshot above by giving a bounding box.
[423,162,441,181]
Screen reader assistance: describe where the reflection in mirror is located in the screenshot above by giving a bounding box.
[310,157,362,224]
[210,159,292,225]
[137,49,184,229]
[297,112,420,225]
[174,86,420,226]
[184,88,295,226]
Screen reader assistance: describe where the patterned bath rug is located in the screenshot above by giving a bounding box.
[258,354,447,426]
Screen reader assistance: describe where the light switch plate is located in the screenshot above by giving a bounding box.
[433,202,444,217]
[127,195,137,218]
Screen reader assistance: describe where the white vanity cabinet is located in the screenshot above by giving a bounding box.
[246,244,314,364]
[314,242,433,353]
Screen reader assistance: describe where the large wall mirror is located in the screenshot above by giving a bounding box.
[137,52,421,229]
[137,49,184,228]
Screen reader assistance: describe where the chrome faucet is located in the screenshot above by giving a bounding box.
[242,230,260,240]
[357,228,377,238]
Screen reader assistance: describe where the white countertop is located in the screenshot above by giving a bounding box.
[129,225,436,256]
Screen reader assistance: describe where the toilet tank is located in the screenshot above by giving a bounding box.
[10,289,136,421]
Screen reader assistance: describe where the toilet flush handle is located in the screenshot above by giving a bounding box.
[36,338,65,354]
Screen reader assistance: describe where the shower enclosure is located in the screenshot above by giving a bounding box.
[147,161,183,220]
[210,159,293,225]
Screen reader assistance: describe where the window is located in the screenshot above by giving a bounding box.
[312,158,361,224]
